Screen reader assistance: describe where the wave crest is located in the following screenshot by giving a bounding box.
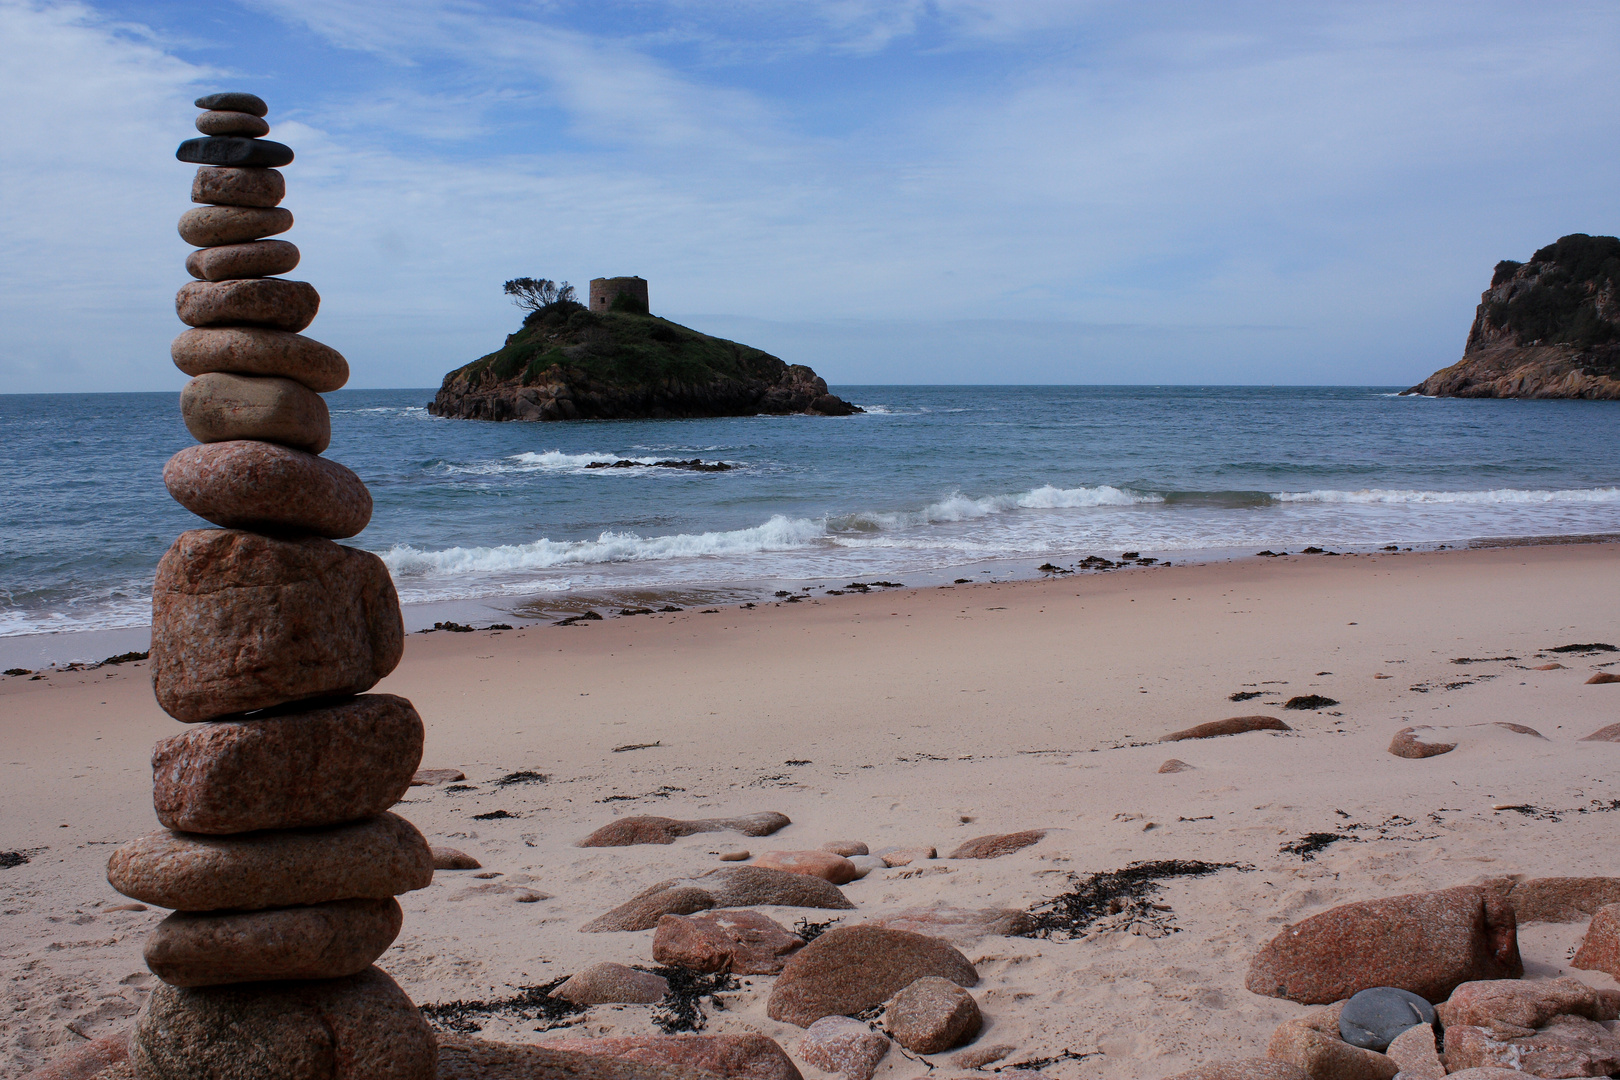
[1273,486,1620,505]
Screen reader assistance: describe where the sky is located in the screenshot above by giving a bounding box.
[2,1,1618,392]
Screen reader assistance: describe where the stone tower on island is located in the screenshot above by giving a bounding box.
[590,275,649,314]
[103,92,438,1079]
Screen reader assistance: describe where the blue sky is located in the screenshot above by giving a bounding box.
[2,0,1618,391]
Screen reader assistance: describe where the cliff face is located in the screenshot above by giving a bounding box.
[1405,234,1620,399]
[429,305,860,421]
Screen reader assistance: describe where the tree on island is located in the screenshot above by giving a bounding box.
[503,277,578,313]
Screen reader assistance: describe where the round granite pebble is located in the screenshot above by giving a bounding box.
[176,136,293,169]
[1339,986,1435,1051]
[145,898,402,987]
[195,91,268,117]
[196,110,269,138]
[181,371,329,452]
[192,166,284,208]
[163,439,371,538]
[185,239,300,281]
[173,326,348,393]
[178,205,292,247]
[176,278,319,333]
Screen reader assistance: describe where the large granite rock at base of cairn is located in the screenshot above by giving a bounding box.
[132,967,436,1080]
[149,528,403,722]
[108,93,435,1080]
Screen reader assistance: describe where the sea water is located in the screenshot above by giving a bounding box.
[3,386,1619,641]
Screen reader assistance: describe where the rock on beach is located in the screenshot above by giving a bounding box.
[108,812,433,911]
[150,529,402,722]
[1436,976,1617,1032]
[177,204,293,247]
[180,371,329,453]
[1388,727,1456,758]
[172,326,349,392]
[143,898,402,987]
[540,1035,802,1080]
[577,811,791,846]
[766,926,978,1028]
[1485,876,1620,922]
[861,906,1035,942]
[192,165,285,208]
[176,278,319,333]
[131,966,435,1080]
[652,910,805,974]
[583,866,854,932]
[885,976,982,1053]
[163,440,372,538]
[1245,885,1522,1004]
[151,694,422,834]
[754,850,859,884]
[185,238,300,281]
[947,830,1046,859]
[799,1016,890,1080]
[550,962,669,1005]
[1573,903,1620,977]
[1160,716,1291,741]
[1266,1004,1397,1080]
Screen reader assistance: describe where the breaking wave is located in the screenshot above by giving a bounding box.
[1272,486,1620,505]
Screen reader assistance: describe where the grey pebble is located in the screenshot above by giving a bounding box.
[1338,986,1435,1051]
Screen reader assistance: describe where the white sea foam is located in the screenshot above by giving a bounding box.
[1273,486,1620,505]
[383,514,829,578]
[384,485,1162,578]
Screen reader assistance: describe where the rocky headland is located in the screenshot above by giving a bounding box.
[1405,233,1620,399]
[428,303,860,421]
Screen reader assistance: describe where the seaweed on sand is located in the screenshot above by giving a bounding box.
[1281,832,1352,860]
[643,966,739,1034]
[792,917,840,943]
[419,976,585,1033]
[1021,859,1243,940]
[493,770,549,786]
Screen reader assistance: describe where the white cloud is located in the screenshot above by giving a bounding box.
[2,0,1619,392]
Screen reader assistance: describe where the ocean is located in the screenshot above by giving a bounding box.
[4,386,1619,651]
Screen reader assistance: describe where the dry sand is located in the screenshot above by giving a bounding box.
[3,544,1619,1077]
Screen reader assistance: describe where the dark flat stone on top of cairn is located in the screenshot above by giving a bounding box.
[195,91,269,116]
[177,136,294,168]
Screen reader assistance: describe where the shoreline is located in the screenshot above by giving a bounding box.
[4,540,1620,1075]
[5,531,1616,671]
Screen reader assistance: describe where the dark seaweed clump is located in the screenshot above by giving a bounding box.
[1000,1049,1098,1071]
[419,976,585,1033]
[1022,860,1242,939]
[1281,832,1352,860]
[1549,642,1617,653]
[1284,694,1339,710]
[645,966,739,1034]
[1229,691,1263,702]
[472,810,517,820]
[0,850,35,869]
[793,917,839,942]
[494,770,549,787]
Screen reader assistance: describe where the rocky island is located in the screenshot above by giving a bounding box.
[1405,233,1620,399]
[429,276,860,421]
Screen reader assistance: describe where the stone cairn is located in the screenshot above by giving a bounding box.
[105,93,438,1079]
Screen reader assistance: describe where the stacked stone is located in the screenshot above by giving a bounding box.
[106,93,437,1080]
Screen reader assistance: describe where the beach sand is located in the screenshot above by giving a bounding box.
[3,544,1619,1077]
